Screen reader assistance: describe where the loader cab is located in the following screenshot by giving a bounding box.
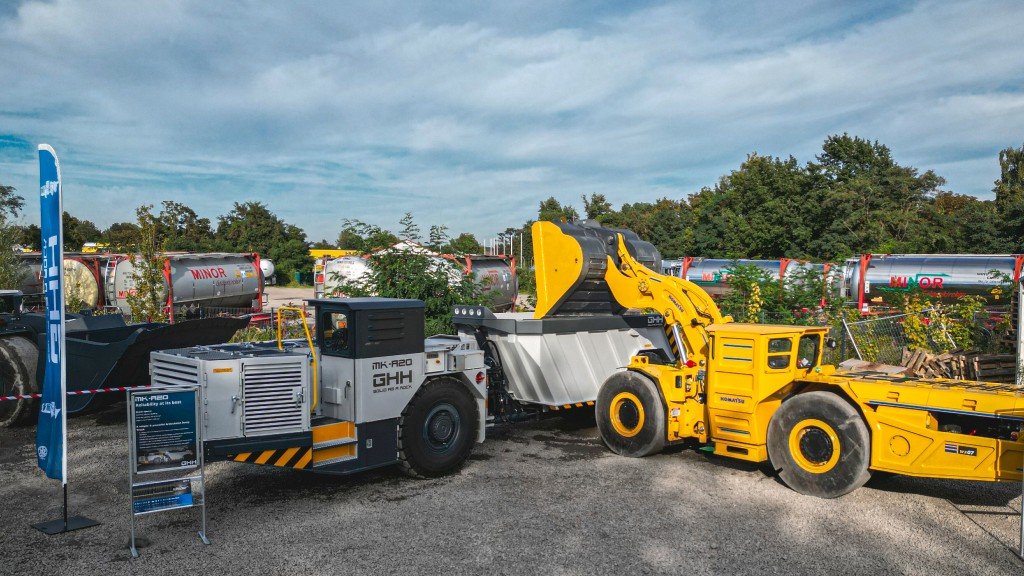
[309,298,426,424]
[705,324,829,408]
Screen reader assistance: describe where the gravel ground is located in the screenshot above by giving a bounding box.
[2,406,1024,576]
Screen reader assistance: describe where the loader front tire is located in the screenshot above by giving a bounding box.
[767,391,871,498]
[0,337,40,428]
[596,371,666,458]
[398,378,477,478]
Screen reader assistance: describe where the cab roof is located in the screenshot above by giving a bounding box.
[705,323,829,335]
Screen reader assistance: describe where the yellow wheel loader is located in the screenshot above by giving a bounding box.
[532,220,1024,498]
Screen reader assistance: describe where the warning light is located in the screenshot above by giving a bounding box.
[475,372,486,384]
[685,360,697,368]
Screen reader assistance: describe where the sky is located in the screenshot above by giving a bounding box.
[1,0,1023,246]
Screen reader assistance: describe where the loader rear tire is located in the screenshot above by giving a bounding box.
[398,378,477,478]
[0,337,40,428]
[596,371,666,458]
[767,391,871,498]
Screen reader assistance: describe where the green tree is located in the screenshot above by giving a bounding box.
[337,219,398,253]
[994,143,1024,252]
[538,197,579,222]
[158,200,215,251]
[0,182,26,290]
[12,224,41,251]
[62,212,101,252]
[807,134,943,258]
[399,212,421,242]
[215,201,312,284]
[444,232,483,255]
[123,205,169,322]
[334,250,486,335]
[102,221,141,251]
[582,193,612,220]
[427,224,449,252]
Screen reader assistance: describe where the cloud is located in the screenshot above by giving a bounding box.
[0,0,1021,244]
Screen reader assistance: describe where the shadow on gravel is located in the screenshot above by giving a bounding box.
[866,473,1020,507]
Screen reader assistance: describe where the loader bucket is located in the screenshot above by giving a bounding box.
[531,220,661,318]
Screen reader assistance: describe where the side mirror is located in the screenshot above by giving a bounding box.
[826,337,838,350]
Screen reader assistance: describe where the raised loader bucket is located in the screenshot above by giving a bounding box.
[531,220,661,318]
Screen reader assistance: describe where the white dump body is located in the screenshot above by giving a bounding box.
[453,307,671,406]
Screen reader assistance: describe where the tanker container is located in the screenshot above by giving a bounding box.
[683,259,785,299]
[17,253,106,310]
[105,253,263,317]
[259,258,276,285]
[841,254,1024,309]
[316,255,373,298]
[463,255,517,312]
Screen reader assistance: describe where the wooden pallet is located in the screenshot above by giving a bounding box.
[899,347,1019,384]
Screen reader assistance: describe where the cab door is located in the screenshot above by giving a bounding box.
[318,308,355,422]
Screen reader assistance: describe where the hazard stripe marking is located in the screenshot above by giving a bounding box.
[294,449,312,469]
[254,450,275,465]
[275,447,300,466]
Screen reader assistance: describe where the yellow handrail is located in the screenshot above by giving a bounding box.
[276,305,319,413]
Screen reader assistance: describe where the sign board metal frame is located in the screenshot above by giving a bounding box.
[128,386,208,558]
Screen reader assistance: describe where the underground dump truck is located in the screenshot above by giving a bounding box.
[147,220,1024,497]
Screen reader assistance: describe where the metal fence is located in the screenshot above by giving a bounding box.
[842,310,956,365]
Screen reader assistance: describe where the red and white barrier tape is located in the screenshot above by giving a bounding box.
[0,384,150,403]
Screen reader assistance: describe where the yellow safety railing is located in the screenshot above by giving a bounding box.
[276,306,319,413]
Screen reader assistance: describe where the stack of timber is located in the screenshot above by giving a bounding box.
[899,347,1018,384]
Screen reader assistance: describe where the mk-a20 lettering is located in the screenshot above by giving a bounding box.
[372,358,414,391]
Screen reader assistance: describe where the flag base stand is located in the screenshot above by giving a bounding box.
[32,515,100,535]
[31,484,100,535]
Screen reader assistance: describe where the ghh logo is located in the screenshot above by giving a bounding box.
[37,446,48,459]
[40,402,61,418]
[40,180,58,198]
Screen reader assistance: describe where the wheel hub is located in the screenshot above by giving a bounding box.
[423,403,461,451]
[798,427,833,464]
[609,392,645,438]
[788,418,842,474]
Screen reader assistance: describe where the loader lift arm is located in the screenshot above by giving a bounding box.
[532,220,730,364]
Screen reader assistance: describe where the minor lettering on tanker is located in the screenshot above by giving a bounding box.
[371,358,414,393]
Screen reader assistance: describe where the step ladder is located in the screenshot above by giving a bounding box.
[312,420,358,467]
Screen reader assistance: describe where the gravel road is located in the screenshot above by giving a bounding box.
[2,406,1024,576]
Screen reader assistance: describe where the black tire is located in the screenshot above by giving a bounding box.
[0,337,40,428]
[767,391,871,498]
[398,378,478,478]
[595,371,666,458]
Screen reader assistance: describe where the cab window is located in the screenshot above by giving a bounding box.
[321,311,349,355]
[767,338,791,369]
[797,334,819,369]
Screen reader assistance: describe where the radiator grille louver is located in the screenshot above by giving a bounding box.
[242,362,305,436]
[151,357,202,387]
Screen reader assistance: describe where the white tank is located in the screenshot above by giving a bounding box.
[106,253,263,315]
[259,258,276,285]
[317,256,373,298]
